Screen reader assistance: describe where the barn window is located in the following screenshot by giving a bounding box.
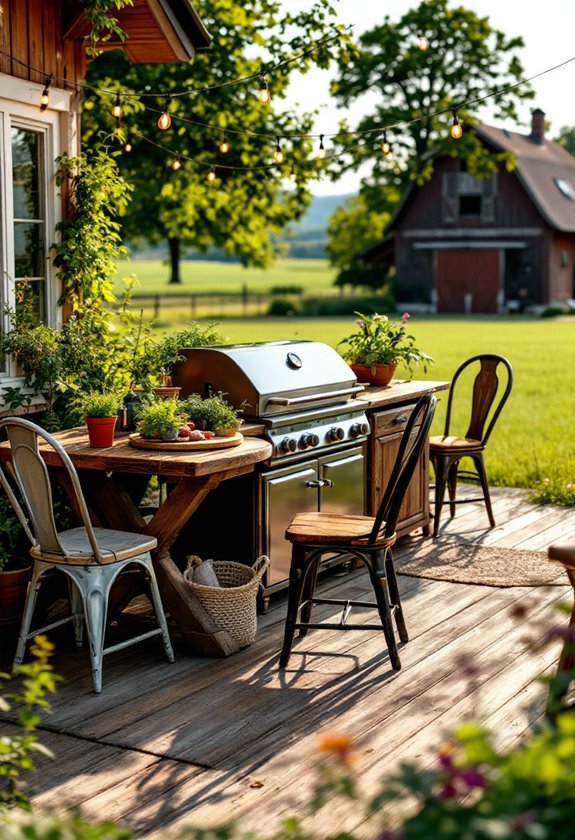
[442,172,497,223]
[554,178,575,200]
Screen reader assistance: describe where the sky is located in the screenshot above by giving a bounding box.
[283,0,575,195]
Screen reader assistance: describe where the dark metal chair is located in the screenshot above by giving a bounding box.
[429,354,513,538]
[279,392,436,671]
[0,417,174,693]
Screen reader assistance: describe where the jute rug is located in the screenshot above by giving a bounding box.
[395,540,567,587]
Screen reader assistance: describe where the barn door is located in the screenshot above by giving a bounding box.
[435,249,501,313]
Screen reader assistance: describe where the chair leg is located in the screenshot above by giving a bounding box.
[547,569,575,717]
[279,544,308,668]
[447,461,459,518]
[298,554,321,637]
[144,557,175,663]
[68,579,84,647]
[366,550,401,671]
[13,562,43,669]
[432,454,451,538]
[473,454,495,528]
[81,566,112,694]
[384,548,408,643]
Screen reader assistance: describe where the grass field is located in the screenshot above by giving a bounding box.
[113,259,575,503]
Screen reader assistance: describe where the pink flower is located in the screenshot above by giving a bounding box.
[401,312,411,320]
[509,812,538,831]
[355,319,365,329]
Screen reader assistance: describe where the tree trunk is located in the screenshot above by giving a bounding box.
[168,237,182,284]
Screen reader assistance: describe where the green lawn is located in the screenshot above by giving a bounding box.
[173,315,575,504]
[115,258,338,296]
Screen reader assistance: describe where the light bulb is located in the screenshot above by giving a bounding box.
[417,32,430,51]
[171,155,182,172]
[318,134,326,159]
[451,110,463,139]
[207,166,216,182]
[123,139,133,153]
[381,131,392,159]
[111,93,122,119]
[158,96,172,131]
[219,133,230,154]
[258,74,271,104]
[274,137,284,164]
[39,75,52,111]
[289,163,296,182]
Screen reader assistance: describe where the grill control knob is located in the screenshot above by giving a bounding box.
[299,433,320,449]
[327,426,345,442]
[349,422,369,438]
[279,437,297,453]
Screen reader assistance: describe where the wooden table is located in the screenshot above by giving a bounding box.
[0,428,272,657]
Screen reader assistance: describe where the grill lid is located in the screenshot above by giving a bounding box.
[171,340,362,417]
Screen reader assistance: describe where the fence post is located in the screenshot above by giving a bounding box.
[190,295,196,318]
[154,294,160,319]
[242,283,248,317]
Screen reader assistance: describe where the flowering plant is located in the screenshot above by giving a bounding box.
[338,311,433,372]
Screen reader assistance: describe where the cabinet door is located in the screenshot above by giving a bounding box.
[319,446,365,515]
[369,404,429,535]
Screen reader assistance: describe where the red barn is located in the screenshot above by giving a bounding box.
[362,110,575,313]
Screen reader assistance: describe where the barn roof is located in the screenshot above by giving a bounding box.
[475,118,575,232]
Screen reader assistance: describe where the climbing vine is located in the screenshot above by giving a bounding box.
[80,0,132,58]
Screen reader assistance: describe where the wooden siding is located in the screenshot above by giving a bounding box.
[0,486,572,836]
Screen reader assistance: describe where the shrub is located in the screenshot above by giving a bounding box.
[267,298,298,316]
[299,294,395,317]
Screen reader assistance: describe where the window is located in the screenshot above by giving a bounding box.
[442,172,497,223]
[554,178,575,200]
[0,86,62,378]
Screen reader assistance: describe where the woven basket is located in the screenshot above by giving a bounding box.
[184,555,269,649]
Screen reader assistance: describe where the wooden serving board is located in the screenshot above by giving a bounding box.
[128,432,243,451]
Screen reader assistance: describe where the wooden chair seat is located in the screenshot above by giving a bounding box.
[548,543,575,570]
[286,512,394,547]
[429,435,482,451]
[31,528,158,565]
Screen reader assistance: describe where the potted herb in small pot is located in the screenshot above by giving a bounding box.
[76,391,123,448]
[182,393,242,437]
[136,397,187,441]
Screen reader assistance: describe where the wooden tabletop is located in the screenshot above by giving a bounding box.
[0,427,273,479]
[356,378,450,410]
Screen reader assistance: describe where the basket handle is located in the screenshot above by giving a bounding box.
[252,555,270,581]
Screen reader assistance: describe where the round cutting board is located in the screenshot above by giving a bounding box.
[128,432,243,451]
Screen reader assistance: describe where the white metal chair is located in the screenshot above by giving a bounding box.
[0,417,174,693]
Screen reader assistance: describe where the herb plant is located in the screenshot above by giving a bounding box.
[338,311,433,372]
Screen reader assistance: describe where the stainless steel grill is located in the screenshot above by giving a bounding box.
[172,341,370,593]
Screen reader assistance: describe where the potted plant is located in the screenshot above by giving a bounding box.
[135,397,188,441]
[338,310,434,386]
[0,494,31,627]
[181,393,243,437]
[132,323,226,394]
[75,391,123,448]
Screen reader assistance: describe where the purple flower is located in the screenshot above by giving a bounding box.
[509,811,538,830]
[436,783,457,800]
[376,831,404,840]
[355,319,365,329]
[460,768,486,789]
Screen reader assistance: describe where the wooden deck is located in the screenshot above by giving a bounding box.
[2,486,574,837]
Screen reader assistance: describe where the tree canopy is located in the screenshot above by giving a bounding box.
[82,0,352,282]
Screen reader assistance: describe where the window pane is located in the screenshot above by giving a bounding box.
[12,128,42,219]
[14,221,44,276]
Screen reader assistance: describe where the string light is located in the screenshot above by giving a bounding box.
[317,134,326,159]
[111,93,122,119]
[207,165,217,182]
[219,132,230,154]
[171,154,182,172]
[123,138,133,153]
[273,137,284,164]
[39,74,52,111]
[289,162,297,182]
[258,72,271,104]
[416,32,430,51]
[381,130,393,160]
[158,95,172,131]
[451,109,463,139]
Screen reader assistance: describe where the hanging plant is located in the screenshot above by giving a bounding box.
[80,0,132,58]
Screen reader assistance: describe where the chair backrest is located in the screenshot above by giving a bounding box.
[444,354,513,446]
[0,417,103,562]
[370,392,436,541]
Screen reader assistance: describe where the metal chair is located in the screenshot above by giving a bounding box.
[0,417,174,693]
[546,543,575,717]
[429,354,513,538]
[279,393,436,671]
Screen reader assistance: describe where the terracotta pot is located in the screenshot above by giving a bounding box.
[0,557,31,626]
[152,386,182,400]
[86,415,118,448]
[350,363,397,387]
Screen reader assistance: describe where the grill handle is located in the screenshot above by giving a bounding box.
[305,479,334,489]
[266,385,365,408]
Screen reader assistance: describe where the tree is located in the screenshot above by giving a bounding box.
[329,0,533,190]
[82,0,352,283]
[555,126,575,156]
